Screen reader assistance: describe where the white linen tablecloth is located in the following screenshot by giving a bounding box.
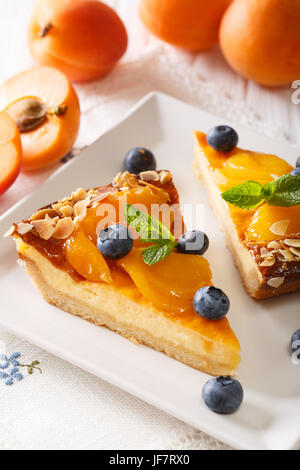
[0,0,299,450]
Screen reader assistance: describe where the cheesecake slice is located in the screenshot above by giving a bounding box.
[193,131,300,299]
[8,170,240,376]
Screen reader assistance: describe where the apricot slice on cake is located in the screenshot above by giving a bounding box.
[0,66,80,171]
[28,0,128,83]
[0,112,22,195]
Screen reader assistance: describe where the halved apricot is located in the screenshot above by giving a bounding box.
[0,66,80,171]
[28,0,128,83]
[64,229,111,284]
[0,112,22,195]
[117,247,212,313]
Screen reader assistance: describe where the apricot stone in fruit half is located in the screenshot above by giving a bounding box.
[220,0,300,86]
[0,66,80,171]
[0,112,22,195]
[139,0,232,51]
[28,0,128,83]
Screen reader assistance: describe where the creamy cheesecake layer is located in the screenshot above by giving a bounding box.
[16,237,240,376]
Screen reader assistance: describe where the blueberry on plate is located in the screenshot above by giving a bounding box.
[290,329,300,359]
[202,376,244,414]
[97,224,133,260]
[296,156,300,168]
[193,286,230,320]
[290,167,300,176]
[124,147,156,174]
[207,125,238,153]
[177,230,209,255]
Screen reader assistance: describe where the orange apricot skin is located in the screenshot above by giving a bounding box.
[28,0,128,83]
[0,112,22,195]
[220,0,300,86]
[139,0,232,51]
[0,66,80,171]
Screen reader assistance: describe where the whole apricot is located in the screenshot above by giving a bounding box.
[0,66,80,171]
[28,0,128,83]
[220,0,300,86]
[139,0,232,51]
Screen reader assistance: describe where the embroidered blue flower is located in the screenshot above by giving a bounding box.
[0,351,41,386]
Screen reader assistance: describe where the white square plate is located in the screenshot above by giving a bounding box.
[0,93,299,450]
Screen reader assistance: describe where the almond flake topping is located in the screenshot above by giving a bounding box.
[270,220,290,236]
[71,188,87,203]
[3,226,15,238]
[267,277,285,288]
[17,222,34,235]
[278,249,295,262]
[74,198,90,221]
[139,171,159,182]
[259,256,275,267]
[31,218,56,240]
[290,247,300,257]
[284,239,300,248]
[113,172,138,189]
[52,217,74,240]
[159,171,172,185]
[260,247,270,258]
[30,208,58,221]
[267,241,281,250]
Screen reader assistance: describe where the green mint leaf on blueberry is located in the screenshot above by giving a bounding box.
[221,175,300,210]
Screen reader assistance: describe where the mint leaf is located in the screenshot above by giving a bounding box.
[221,181,266,210]
[125,204,177,265]
[221,174,300,210]
[125,204,175,242]
[142,241,175,266]
[264,175,300,207]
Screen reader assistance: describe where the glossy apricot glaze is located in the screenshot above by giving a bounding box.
[194,131,300,242]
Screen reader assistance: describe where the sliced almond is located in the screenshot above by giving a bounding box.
[282,263,288,270]
[71,188,87,203]
[290,247,300,257]
[267,241,281,250]
[270,220,290,236]
[283,239,300,248]
[3,226,15,238]
[59,205,74,218]
[74,198,89,221]
[278,249,295,262]
[267,277,285,288]
[139,171,159,182]
[259,256,275,267]
[30,208,58,221]
[52,217,74,239]
[260,247,270,258]
[17,222,34,235]
[159,171,172,185]
[31,219,56,240]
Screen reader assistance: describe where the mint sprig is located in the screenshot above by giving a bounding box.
[221,175,300,210]
[125,204,177,265]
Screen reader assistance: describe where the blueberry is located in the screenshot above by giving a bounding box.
[193,286,230,320]
[124,147,156,174]
[296,156,300,168]
[207,125,238,153]
[97,224,133,260]
[290,167,300,176]
[177,230,209,255]
[290,329,300,359]
[202,376,244,414]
